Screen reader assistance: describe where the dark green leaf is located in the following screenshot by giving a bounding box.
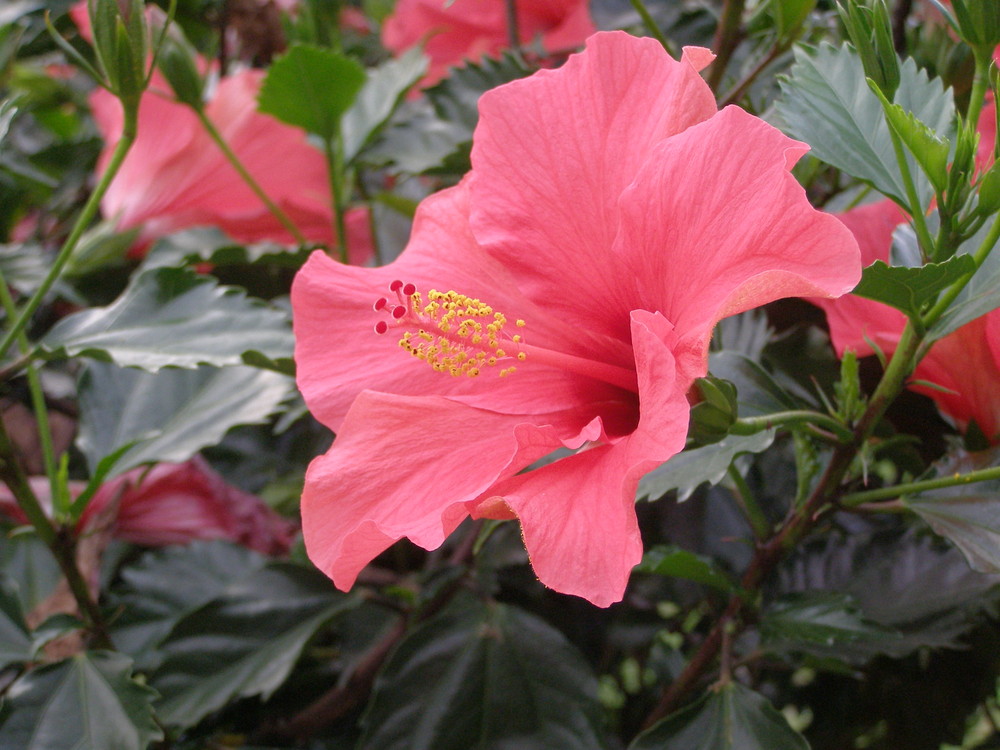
[775,43,954,207]
[141,228,312,270]
[904,447,1000,573]
[628,682,808,750]
[108,541,268,671]
[637,431,775,502]
[761,591,900,649]
[852,255,977,319]
[40,267,292,371]
[0,651,162,750]
[343,47,428,162]
[779,527,1000,660]
[366,52,532,174]
[151,562,357,728]
[76,362,293,477]
[358,595,604,750]
[0,575,32,669]
[709,351,804,416]
[636,546,738,594]
[257,44,365,140]
[0,532,61,613]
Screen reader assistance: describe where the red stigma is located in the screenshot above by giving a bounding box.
[374,320,388,334]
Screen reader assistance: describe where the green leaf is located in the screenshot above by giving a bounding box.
[869,81,950,193]
[775,43,954,207]
[628,682,808,750]
[76,362,293,477]
[40,267,292,371]
[0,651,162,750]
[851,255,977,319]
[151,562,357,728]
[343,47,428,162]
[709,351,804,416]
[108,541,268,671]
[636,545,739,594]
[930,218,1000,338]
[904,447,1000,573]
[358,595,604,750]
[0,243,50,296]
[0,575,32,669]
[257,44,366,140]
[141,228,312,270]
[0,532,61,613]
[637,431,775,502]
[761,591,900,649]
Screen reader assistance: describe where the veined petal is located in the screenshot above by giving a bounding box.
[479,311,689,606]
[469,31,717,340]
[293,183,632,432]
[302,391,564,590]
[615,105,861,380]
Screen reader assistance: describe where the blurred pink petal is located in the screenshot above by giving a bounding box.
[293,32,861,606]
[0,459,294,555]
[382,0,595,87]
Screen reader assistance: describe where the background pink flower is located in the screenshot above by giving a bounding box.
[90,70,373,260]
[293,32,860,606]
[815,199,1000,442]
[0,458,294,555]
[382,0,595,87]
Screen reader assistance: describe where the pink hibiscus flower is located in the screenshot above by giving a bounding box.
[292,32,861,606]
[815,199,1000,442]
[382,0,595,87]
[0,458,295,555]
[90,70,373,259]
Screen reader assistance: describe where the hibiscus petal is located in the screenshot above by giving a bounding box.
[482,311,689,607]
[293,183,630,431]
[614,105,861,381]
[469,31,717,341]
[813,200,908,357]
[302,391,564,590]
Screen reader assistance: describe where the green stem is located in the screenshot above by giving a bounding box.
[922,212,1000,333]
[0,107,139,361]
[730,410,853,443]
[706,0,746,93]
[0,415,112,648]
[0,276,60,515]
[628,0,677,57]
[842,464,1000,506]
[885,125,935,265]
[505,0,521,53]
[196,108,308,246]
[325,134,349,264]
[966,45,993,132]
[727,464,770,540]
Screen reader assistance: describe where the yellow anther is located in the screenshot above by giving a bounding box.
[517,352,526,361]
[516,319,525,328]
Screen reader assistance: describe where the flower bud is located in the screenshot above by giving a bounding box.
[87,0,148,102]
[837,0,899,99]
[156,32,204,109]
[689,376,739,445]
[947,0,1000,51]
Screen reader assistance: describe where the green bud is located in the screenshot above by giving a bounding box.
[688,376,739,445]
[87,0,149,101]
[838,0,900,99]
[978,161,1000,215]
[157,34,204,109]
[949,0,1000,50]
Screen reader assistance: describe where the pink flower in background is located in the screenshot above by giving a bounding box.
[815,199,1000,442]
[90,71,373,260]
[382,0,595,86]
[0,458,294,555]
[292,32,861,606]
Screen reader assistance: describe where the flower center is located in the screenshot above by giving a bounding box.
[373,280,638,392]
